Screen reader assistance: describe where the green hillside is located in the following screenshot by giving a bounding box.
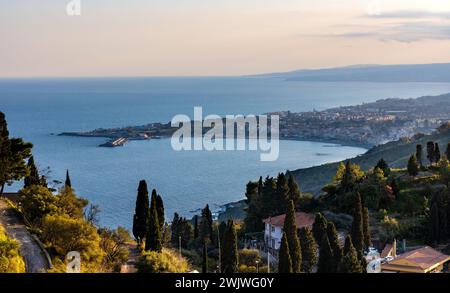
[291,123,450,195]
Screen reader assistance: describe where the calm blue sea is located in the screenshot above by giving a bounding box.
[1,77,450,229]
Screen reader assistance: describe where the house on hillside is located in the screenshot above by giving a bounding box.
[263,212,315,253]
[381,246,450,273]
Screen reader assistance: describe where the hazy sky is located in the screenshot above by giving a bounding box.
[2,0,450,77]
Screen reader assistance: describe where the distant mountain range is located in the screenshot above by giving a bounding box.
[253,63,450,82]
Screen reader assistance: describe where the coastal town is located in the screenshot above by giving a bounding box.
[60,94,450,148]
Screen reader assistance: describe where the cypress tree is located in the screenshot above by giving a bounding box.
[24,156,40,188]
[407,155,419,177]
[171,212,180,246]
[202,242,208,273]
[283,200,302,273]
[132,180,149,245]
[416,144,423,167]
[275,173,289,215]
[327,222,342,272]
[446,143,450,160]
[312,212,328,244]
[427,141,435,166]
[435,143,441,163]
[351,193,364,254]
[155,192,165,232]
[430,201,441,244]
[145,194,162,252]
[340,235,364,273]
[287,174,301,205]
[317,234,334,273]
[65,169,72,188]
[299,227,317,273]
[221,220,238,273]
[199,204,213,243]
[244,180,264,233]
[278,232,293,273]
[362,207,371,249]
[341,161,356,192]
[194,215,199,239]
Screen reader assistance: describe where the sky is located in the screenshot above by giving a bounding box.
[2,0,450,77]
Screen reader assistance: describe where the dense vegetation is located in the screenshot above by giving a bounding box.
[0,225,26,273]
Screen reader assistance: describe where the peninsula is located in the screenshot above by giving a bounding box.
[59,93,450,148]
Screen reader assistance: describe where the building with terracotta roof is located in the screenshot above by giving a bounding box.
[381,246,450,273]
[263,212,315,251]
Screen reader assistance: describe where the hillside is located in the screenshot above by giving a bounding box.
[291,124,450,195]
[256,63,450,82]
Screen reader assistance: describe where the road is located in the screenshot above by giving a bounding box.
[0,199,50,273]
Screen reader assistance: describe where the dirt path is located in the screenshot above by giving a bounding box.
[0,199,50,273]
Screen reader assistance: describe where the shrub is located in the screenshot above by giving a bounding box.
[0,225,26,273]
[238,249,261,266]
[137,249,189,273]
[41,214,105,272]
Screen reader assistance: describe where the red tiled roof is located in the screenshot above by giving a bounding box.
[382,246,450,273]
[263,212,315,229]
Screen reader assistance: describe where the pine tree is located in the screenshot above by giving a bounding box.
[351,193,364,254]
[155,192,165,232]
[340,235,363,273]
[199,204,213,243]
[407,155,419,177]
[202,242,208,273]
[299,227,317,273]
[132,180,149,245]
[283,200,302,273]
[416,144,423,167]
[0,112,32,195]
[221,220,238,273]
[427,141,435,166]
[430,201,441,244]
[65,169,72,188]
[287,174,301,205]
[145,194,162,252]
[317,234,334,273]
[327,222,342,272]
[24,156,40,187]
[312,212,328,244]
[362,207,371,249]
[435,143,441,163]
[278,232,293,273]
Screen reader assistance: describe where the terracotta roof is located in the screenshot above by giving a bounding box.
[263,212,315,229]
[382,246,450,273]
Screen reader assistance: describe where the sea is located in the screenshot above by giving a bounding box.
[1,77,450,229]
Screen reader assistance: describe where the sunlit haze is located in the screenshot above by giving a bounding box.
[2,0,450,77]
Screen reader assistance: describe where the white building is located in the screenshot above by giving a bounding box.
[263,212,315,251]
